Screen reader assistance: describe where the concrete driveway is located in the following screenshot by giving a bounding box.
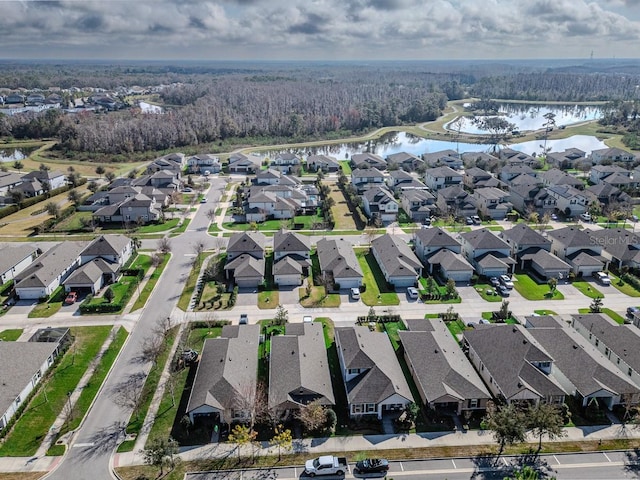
[277,285,300,306]
[235,288,257,306]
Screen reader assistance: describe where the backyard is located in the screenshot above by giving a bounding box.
[327,180,358,230]
[355,249,400,306]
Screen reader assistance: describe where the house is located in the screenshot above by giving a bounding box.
[464,167,505,190]
[524,315,640,409]
[245,190,297,222]
[413,227,471,282]
[21,170,67,191]
[590,147,636,164]
[499,164,537,185]
[499,148,537,167]
[186,324,260,425]
[572,313,640,391]
[585,183,631,206]
[547,148,588,169]
[14,242,87,300]
[273,230,311,286]
[0,245,40,286]
[316,238,363,289]
[228,153,262,174]
[186,154,221,174]
[371,234,422,287]
[146,153,184,175]
[472,187,512,220]
[520,249,571,281]
[583,228,640,270]
[93,193,161,225]
[601,172,638,191]
[509,184,557,217]
[463,324,566,405]
[499,223,551,259]
[387,170,427,195]
[547,226,605,275]
[589,165,631,185]
[79,234,133,269]
[307,154,340,173]
[351,153,386,170]
[386,152,423,171]
[436,185,477,219]
[225,232,266,287]
[0,171,24,197]
[546,185,589,218]
[400,319,491,414]
[413,227,461,263]
[0,331,69,430]
[400,189,435,222]
[271,153,301,173]
[362,187,399,225]
[541,169,584,190]
[461,151,499,170]
[425,249,474,282]
[459,229,515,277]
[269,323,335,419]
[351,168,385,193]
[254,169,300,187]
[424,166,463,191]
[422,150,462,170]
[335,326,413,419]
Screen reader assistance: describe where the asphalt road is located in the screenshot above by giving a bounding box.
[185,451,640,480]
[45,176,229,480]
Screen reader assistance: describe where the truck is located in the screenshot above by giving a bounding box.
[304,455,349,477]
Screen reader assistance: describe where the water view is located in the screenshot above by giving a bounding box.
[446,103,603,134]
[0,147,34,162]
[139,101,163,114]
[259,132,607,160]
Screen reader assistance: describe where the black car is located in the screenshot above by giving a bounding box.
[355,458,389,474]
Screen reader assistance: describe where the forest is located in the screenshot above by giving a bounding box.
[1,60,640,156]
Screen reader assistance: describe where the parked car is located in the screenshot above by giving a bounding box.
[499,274,514,289]
[551,213,558,221]
[627,306,639,318]
[181,349,198,364]
[471,215,481,225]
[465,216,474,225]
[350,287,361,300]
[182,187,193,192]
[407,287,419,299]
[303,315,313,323]
[304,455,349,477]
[497,284,510,297]
[355,458,389,474]
[489,276,500,287]
[580,213,592,222]
[239,313,249,325]
[594,271,611,286]
[200,197,208,203]
[64,291,78,304]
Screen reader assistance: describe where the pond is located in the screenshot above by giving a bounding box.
[0,147,35,162]
[139,101,163,114]
[258,131,608,160]
[447,103,603,134]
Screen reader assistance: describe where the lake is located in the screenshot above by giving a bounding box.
[139,101,163,114]
[447,103,603,134]
[0,147,35,162]
[258,132,607,160]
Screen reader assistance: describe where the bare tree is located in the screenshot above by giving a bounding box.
[112,373,146,420]
[206,208,217,223]
[151,252,163,267]
[157,237,171,254]
[140,335,164,367]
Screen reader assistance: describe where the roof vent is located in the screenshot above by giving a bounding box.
[434,349,439,354]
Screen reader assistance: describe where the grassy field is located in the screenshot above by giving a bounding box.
[327,181,357,230]
[356,250,399,306]
[513,274,564,301]
[0,326,114,457]
[609,273,640,297]
[571,280,604,299]
[298,285,341,307]
[177,253,209,311]
[0,329,23,341]
[257,290,279,309]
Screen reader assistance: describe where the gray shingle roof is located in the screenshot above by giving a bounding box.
[15,242,87,289]
[521,249,571,270]
[186,325,260,416]
[273,230,311,254]
[335,326,412,405]
[81,234,131,258]
[0,245,39,276]
[414,227,459,249]
[461,228,511,250]
[226,231,267,256]
[547,226,593,248]
[316,238,364,280]
[427,249,473,272]
[400,319,490,404]
[371,234,422,277]
[268,322,335,411]
[224,254,265,279]
[501,223,551,249]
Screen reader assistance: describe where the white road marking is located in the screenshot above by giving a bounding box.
[502,457,509,466]
[400,462,405,471]
[553,454,560,464]
[451,459,457,469]
[72,442,95,448]
[603,452,612,462]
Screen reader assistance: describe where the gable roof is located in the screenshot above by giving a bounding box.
[224,254,265,279]
[15,242,87,289]
[269,322,335,410]
[500,223,551,248]
[547,226,593,248]
[81,234,130,258]
[426,249,473,272]
[273,230,311,254]
[335,326,412,404]
[425,166,463,178]
[464,325,566,400]
[186,325,260,415]
[521,249,571,270]
[460,228,510,250]
[316,238,363,279]
[226,231,267,256]
[400,319,490,404]
[414,227,460,249]
[371,234,422,277]
[0,244,39,275]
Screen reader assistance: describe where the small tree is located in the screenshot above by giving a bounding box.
[367,306,377,322]
[527,402,566,452]
[141,437,179,476]
[13,160,23,172]
[498,299,510,321]
[228,424,257,459]
[105,171,116,182]
[274,304,288,326]
[45,201,61,220]
[590,296,603,313]
[95,165,105,178]
[67,189,81,206]
[157,237,171,254]
[445,278,457,298]
[484,403,527,456]
[296,399,328,433]
[270,424,293,460]
[87,180,99,193]
[547,277,558,296]
[103,287,115,303]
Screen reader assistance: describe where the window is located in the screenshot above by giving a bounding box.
[617,357,621,365]
[489,376,493,384]
[352,404,363,414]
[348,368,361,375]
[605,347,609,356]
[468,399,479,408]
[366,403,376,413]
[15,396,21,406]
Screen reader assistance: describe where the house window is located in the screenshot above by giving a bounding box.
[489,376,493,384]
[617,357,621,365]
[589,333,592,340]
[365,403,376,413]
[352,404,363,414]
[468,399,479,408]
[348,368,361,375]
[605,347,609,356]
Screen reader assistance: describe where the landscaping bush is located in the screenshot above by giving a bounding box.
[622,272,640,291]
[356,314,402,323]
[0,205,19,220]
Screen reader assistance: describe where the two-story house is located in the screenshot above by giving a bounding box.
[400,189,435,223]
[546,148,588,169]
[224,231,266,287]
[186,154,221,174]
[272,230,311,286]
[362,187,399,225]
[546,185,589,218]
[589,165,631,185]
[472,187,513,220]
[422,150,463,170]
[424,166,463,191]
[591,147,637,164]
[228,152,262,174]
[459,228,515,277]
[436,185,477,219]
[414,227,472,282]
[541,168,584,190]
[306,154,340,172]
[509,184,557,217]
[387,170,427,195]
[547,226,605,276]
[271,153,301,173]
[351,168,385,193]
[351,153,387,170]
[499,164,537,185]
[583,228,640,270]
[386,152,423,171]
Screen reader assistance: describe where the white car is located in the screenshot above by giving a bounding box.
[499,274,514,289]
[350,287,361,300]
[407,287,419,299]
[594,271,611,286]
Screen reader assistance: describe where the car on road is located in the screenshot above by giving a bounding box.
[239,313,249,325]
[627,306,639,318]
[350,287,360,300]
[64,291,78,304]
[200,197,207,203]
[497,284,510,296]
[354,458,389,474]
[407,286,419,299]
[499,274,514,289]
[489,276,500,287]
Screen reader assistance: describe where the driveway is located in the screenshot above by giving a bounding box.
[7,299,36,316]
[277,285,300,306]
[235,288,258,307]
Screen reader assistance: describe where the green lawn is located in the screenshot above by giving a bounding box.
[418,277,462,304]
[356,250,399,306]
[446,318,469,339]
[298,285,341,307]
[338,161,352,174]
[0,326,113,457]
[571,280,604,299]
[578,307,626,324]
[177,253,210,311]
[609,273,640,297]
[0,329,22,341]
[380,321,407,350]
[258,290,279,309]
[170,218,192,236]
[130,253,170,312]
[473,283,503,302]
[513,274,565,301]
[534,309,558,315]
[28,286,65,318]
[136,218,180,233]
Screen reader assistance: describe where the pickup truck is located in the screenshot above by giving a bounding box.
[304,455,349,477]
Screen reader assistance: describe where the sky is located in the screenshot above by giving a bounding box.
[1,0,640,61]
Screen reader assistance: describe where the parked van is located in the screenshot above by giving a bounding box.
[594,271,611,286]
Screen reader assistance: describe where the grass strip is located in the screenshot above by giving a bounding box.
[130,253,170,312]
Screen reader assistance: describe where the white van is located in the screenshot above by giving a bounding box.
[594,271,611,286]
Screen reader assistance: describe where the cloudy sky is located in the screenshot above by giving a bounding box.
[2,0,640,61]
